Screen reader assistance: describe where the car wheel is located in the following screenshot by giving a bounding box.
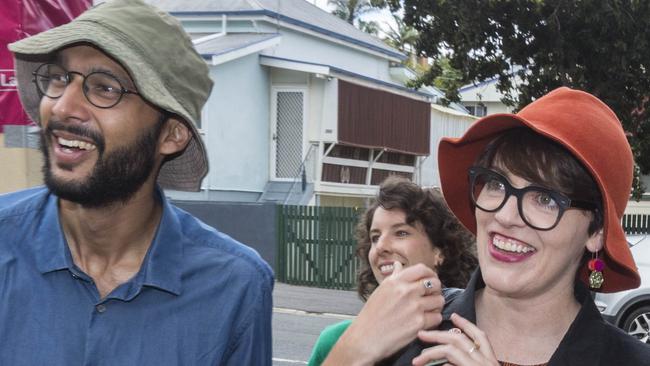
[622,305,650,344]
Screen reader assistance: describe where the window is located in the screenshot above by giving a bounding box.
[465,103,487,117]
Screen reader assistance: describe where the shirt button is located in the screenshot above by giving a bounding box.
[71,273,80,279]
[96,304,107,313]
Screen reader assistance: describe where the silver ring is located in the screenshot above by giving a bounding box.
[423,279,434,291]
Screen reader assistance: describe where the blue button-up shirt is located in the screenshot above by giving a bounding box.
[0,187,274,365]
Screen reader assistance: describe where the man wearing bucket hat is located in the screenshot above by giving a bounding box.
[0,0,273,365]
[384,87,650,365]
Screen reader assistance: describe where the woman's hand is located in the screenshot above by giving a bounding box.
[412,313,499,366]
[323,262,445,366]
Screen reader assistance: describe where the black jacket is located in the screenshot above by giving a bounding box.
[384,269,650,366]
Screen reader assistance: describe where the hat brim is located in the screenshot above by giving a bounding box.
[439,113,640,293]
[439,113,525,235]
[10,22,208,191]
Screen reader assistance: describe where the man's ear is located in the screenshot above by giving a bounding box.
[158,116,191,156]
[586,229,604,253]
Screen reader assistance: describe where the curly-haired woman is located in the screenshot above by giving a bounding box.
[308,176,478,365]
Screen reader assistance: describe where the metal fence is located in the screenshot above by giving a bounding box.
[277,205,362,290]
[623,214,650,235]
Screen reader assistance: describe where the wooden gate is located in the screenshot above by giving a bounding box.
[277,205,362,289]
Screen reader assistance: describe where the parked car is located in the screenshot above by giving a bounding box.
[594,234,650,344]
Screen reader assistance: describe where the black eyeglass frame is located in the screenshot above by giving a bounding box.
[468,166,599,231]
[31,63,139,109]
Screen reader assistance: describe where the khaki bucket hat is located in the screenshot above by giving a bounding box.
[8,0,213,191]
[439,87,639,293]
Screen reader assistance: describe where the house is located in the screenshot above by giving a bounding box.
[458,75,517,117]
[419,104,475,188]
[144,0,474,207]
[1,0,476,206]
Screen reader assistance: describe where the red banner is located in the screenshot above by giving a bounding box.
[0,0,90,132]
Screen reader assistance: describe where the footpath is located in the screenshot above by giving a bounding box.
[273,282,364,316]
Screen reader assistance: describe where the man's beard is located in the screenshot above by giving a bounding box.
[40,118,165,208]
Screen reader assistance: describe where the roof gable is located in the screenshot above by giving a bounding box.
[146,0,404,60]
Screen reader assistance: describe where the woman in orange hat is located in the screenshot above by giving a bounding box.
[391,87,650,365]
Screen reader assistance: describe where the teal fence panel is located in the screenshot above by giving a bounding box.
[277,205,362,290]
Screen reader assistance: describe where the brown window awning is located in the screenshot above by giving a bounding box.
[338,80,430,155]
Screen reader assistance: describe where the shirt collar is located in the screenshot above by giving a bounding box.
[33,191,69,274]
[139,188,183,296]
[33,187,183,297]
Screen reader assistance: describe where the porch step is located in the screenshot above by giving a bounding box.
[258,181,313,205]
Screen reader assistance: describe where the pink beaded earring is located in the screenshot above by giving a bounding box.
[588,252,605,289]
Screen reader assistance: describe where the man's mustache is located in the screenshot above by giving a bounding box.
[44,119,105,153]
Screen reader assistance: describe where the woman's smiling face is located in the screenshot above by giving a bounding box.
[475,165,603,298]
[368,207,442,284]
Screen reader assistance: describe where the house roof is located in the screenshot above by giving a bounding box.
[431,103,477,118]
[146,0,404,60]
[195,33,278,56]
[259,55,434,102]
[458,66,523,93]
[458,76,498,93]
[194,33,282,65]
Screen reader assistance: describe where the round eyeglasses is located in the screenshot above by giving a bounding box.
[32,63,140,109]
[468,166,599,231]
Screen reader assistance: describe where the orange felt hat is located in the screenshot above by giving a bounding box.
[439,87,639,293]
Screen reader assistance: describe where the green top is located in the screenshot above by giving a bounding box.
[308,319,353,366]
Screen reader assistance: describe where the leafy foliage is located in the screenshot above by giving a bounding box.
[401,0,650,197]
[329,1,422,70]
[329,0,385,25]
[383,13,419,54]
[358,19,381,35]
[431,58,465,97]
[382,13,427,72]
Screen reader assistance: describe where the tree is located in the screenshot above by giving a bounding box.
[430,57,464,97]
[382,13,423,71]
[329,0,384,27]
[358,19,381,36]
[401,0,650,197]
[383,13,419,55]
